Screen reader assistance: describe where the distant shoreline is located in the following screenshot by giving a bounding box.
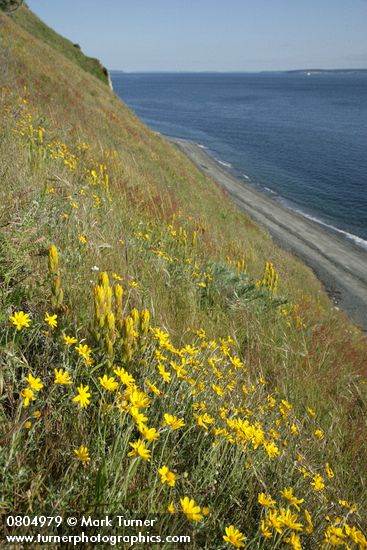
[167,135,367,331]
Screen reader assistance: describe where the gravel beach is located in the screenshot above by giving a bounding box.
[169,136,367,331]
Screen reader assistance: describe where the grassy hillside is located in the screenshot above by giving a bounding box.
[0,4,366,548]
[7,2,109,85]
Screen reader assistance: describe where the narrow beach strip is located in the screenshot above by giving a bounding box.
[168,136,367,331]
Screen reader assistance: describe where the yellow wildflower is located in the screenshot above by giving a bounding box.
[338,500,357,513]
[98,374,119,392]
[194,412,215,430]
[325,463,335,479]
[323,525,346,546]
[127,439,151,461]
[157,363,171,383]
[9,311,31,330]
[278,508,303,531]
[280,487,304,512]
[44,312,57,329]
[21,387,36,407]
[285,532,302,550]
[54,368,72,385]
[130,407,148,425]
[163,413,185,430]
[75,343,93,365]
[344,524,367,547]
[180,497,203,522]
[314,429,324,440]
[263,440,280,459]
[261,520,272,539]
[158,465,176,487]
[168,502,175,514]
[74,445,90,464]
[64,335,78,345]
[128,389,150,408]
[79,235,87,244]
[291,424,299,436]
[114,367,135,387]
[258,493,276,508]
[311,474,325,492]
[138,424,160,442]
[145,379,161,396]
[304,510,313,534]
[307,407,316,417]
[223,525,246,548]
[26,374,43,392]
[267,510,283,534]
[73,384,91,408]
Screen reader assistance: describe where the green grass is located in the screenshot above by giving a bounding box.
[0,5,367,549]
[8,4,109,85]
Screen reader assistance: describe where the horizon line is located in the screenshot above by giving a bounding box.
[109,68,367,74]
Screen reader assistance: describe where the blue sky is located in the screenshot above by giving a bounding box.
[27,0,367,71]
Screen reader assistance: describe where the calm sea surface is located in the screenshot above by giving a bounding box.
[112,72,367,247]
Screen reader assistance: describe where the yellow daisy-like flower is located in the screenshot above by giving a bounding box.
[280,487,304,512]
[128,281,139,288]
[78,235,87,244]
[263,440,280,459]
[44,312,57,329]
[163,413,185,430]
[223,525,246,548]
[338,500,357,513]
[284,532,302,550]
[54,368,72,385]
[73,384,91,409]
[145,379,161,396]
[21,387,36,407]
[112,273,123,281]
[98,374,119,392]
[180,497,203,522]
[25,421,32,429]
[168,502,175,514]
[128,389,150,409]
[138,424,160,442]
[9,311,31,331]
[278,508,303,531]
[114,367,135,387]
[325,463,335,479]
[157,363,171,383]
[74,445,90,464]
[130,407,148,425]
[64,335,78,346]
[314,429,324,440]
[311,474,325,492]
[127,439,151,461]
[25,374,44,392]
[258,493,276,508]
[158,465,176,487]
[75,344,93,365]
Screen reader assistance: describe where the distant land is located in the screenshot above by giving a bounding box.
[110,68,367,74]
[285,68,367,74]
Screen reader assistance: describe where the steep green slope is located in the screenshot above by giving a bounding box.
[8,3,109,84]
[0,5,366,548]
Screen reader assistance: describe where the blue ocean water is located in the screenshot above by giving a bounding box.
[111,72,367,247]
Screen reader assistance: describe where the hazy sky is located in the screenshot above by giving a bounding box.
[27,0,367,71]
